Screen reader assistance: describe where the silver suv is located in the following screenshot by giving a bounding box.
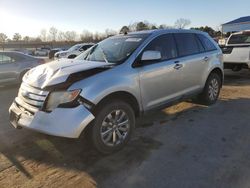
[9,29,223,154]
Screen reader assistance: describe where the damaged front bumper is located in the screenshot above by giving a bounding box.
[9,101,95,138]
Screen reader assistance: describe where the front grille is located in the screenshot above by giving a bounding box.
[16,83,49,113]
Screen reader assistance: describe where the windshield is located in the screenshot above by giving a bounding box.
[68,44,82,51]
[228,33,250,45]
[76,34,149,64]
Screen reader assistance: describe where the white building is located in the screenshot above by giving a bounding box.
[222,16,250,33]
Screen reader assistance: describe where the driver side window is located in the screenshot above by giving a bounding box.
[144,34,178,61]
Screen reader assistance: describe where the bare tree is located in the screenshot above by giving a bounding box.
[105,29,117,37]
[174,18,191,29]
[80,30,93,42]
[13,33,22,41]
[34,37,42,42]
[23,36,30,42]
[40,29,47,42]
[93,32,106,42]
[57,31,65,41]
[0,33,8,50]
[0,33,8,43]
[128,22,137,32]
[49,27,58,41]
[64,31,77,41]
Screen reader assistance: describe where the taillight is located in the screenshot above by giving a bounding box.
[222,47,233,54]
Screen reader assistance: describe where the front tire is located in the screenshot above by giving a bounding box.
[90,100,135,154]
[199,73,221,105]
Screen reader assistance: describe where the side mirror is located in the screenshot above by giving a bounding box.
[141,50,161,61]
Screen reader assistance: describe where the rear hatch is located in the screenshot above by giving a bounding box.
[223,32,250,63]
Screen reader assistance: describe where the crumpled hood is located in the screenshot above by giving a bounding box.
[23,59,112,89]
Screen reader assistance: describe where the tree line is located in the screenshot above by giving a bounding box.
[0,19,223,45]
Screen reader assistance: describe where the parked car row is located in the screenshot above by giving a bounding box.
[34,43,94,59]
[10,43,94,60]
[54,43,94,59]
[9,29,224,154]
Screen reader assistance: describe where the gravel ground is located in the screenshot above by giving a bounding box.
[0,70,250,188]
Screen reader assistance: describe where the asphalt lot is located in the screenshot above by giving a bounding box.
[1,70,250,188]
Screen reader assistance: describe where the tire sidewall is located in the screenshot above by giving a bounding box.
[91,100,135,154]
[203,73,221,105]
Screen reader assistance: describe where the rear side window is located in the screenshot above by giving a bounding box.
[144,34,177,61]
[0,54,13,64]
[228,33,250,44]
[80,45,92,51]
[197,34,217,51]
[174,33,201,57]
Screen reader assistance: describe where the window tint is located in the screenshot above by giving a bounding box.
[144,34,177,61]
[197,34,217,51]
[12,54,24,61]
[174,33,200,57]
[228,33,250,44]
[81,45,92,51]
[0,54,13,64]
[195,36,205,52]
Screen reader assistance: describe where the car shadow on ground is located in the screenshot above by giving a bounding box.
[224,70,250,86]
[2,97,247,186]
[2,97,250,187]
[0,99,206,184]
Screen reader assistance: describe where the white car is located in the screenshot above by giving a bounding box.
[223,31,250,71]
[34,47,51,56]
[54,43,94,59]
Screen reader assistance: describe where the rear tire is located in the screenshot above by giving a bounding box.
[199,73,221,105]
[232,65,242,72]
[89,100,135,154]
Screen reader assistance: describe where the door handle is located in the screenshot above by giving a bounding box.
[204,57,209,62]
[174,63,183,70]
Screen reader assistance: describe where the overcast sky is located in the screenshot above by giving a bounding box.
[0,0,249,38]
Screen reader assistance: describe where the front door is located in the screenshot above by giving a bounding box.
[137,34,184,111]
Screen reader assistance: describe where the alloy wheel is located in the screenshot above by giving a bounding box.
[100,109,130,147]
[208,78,219,101]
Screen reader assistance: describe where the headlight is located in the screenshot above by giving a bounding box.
[45,89,81,111]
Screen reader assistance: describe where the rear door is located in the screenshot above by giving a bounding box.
[173,33,208,94]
